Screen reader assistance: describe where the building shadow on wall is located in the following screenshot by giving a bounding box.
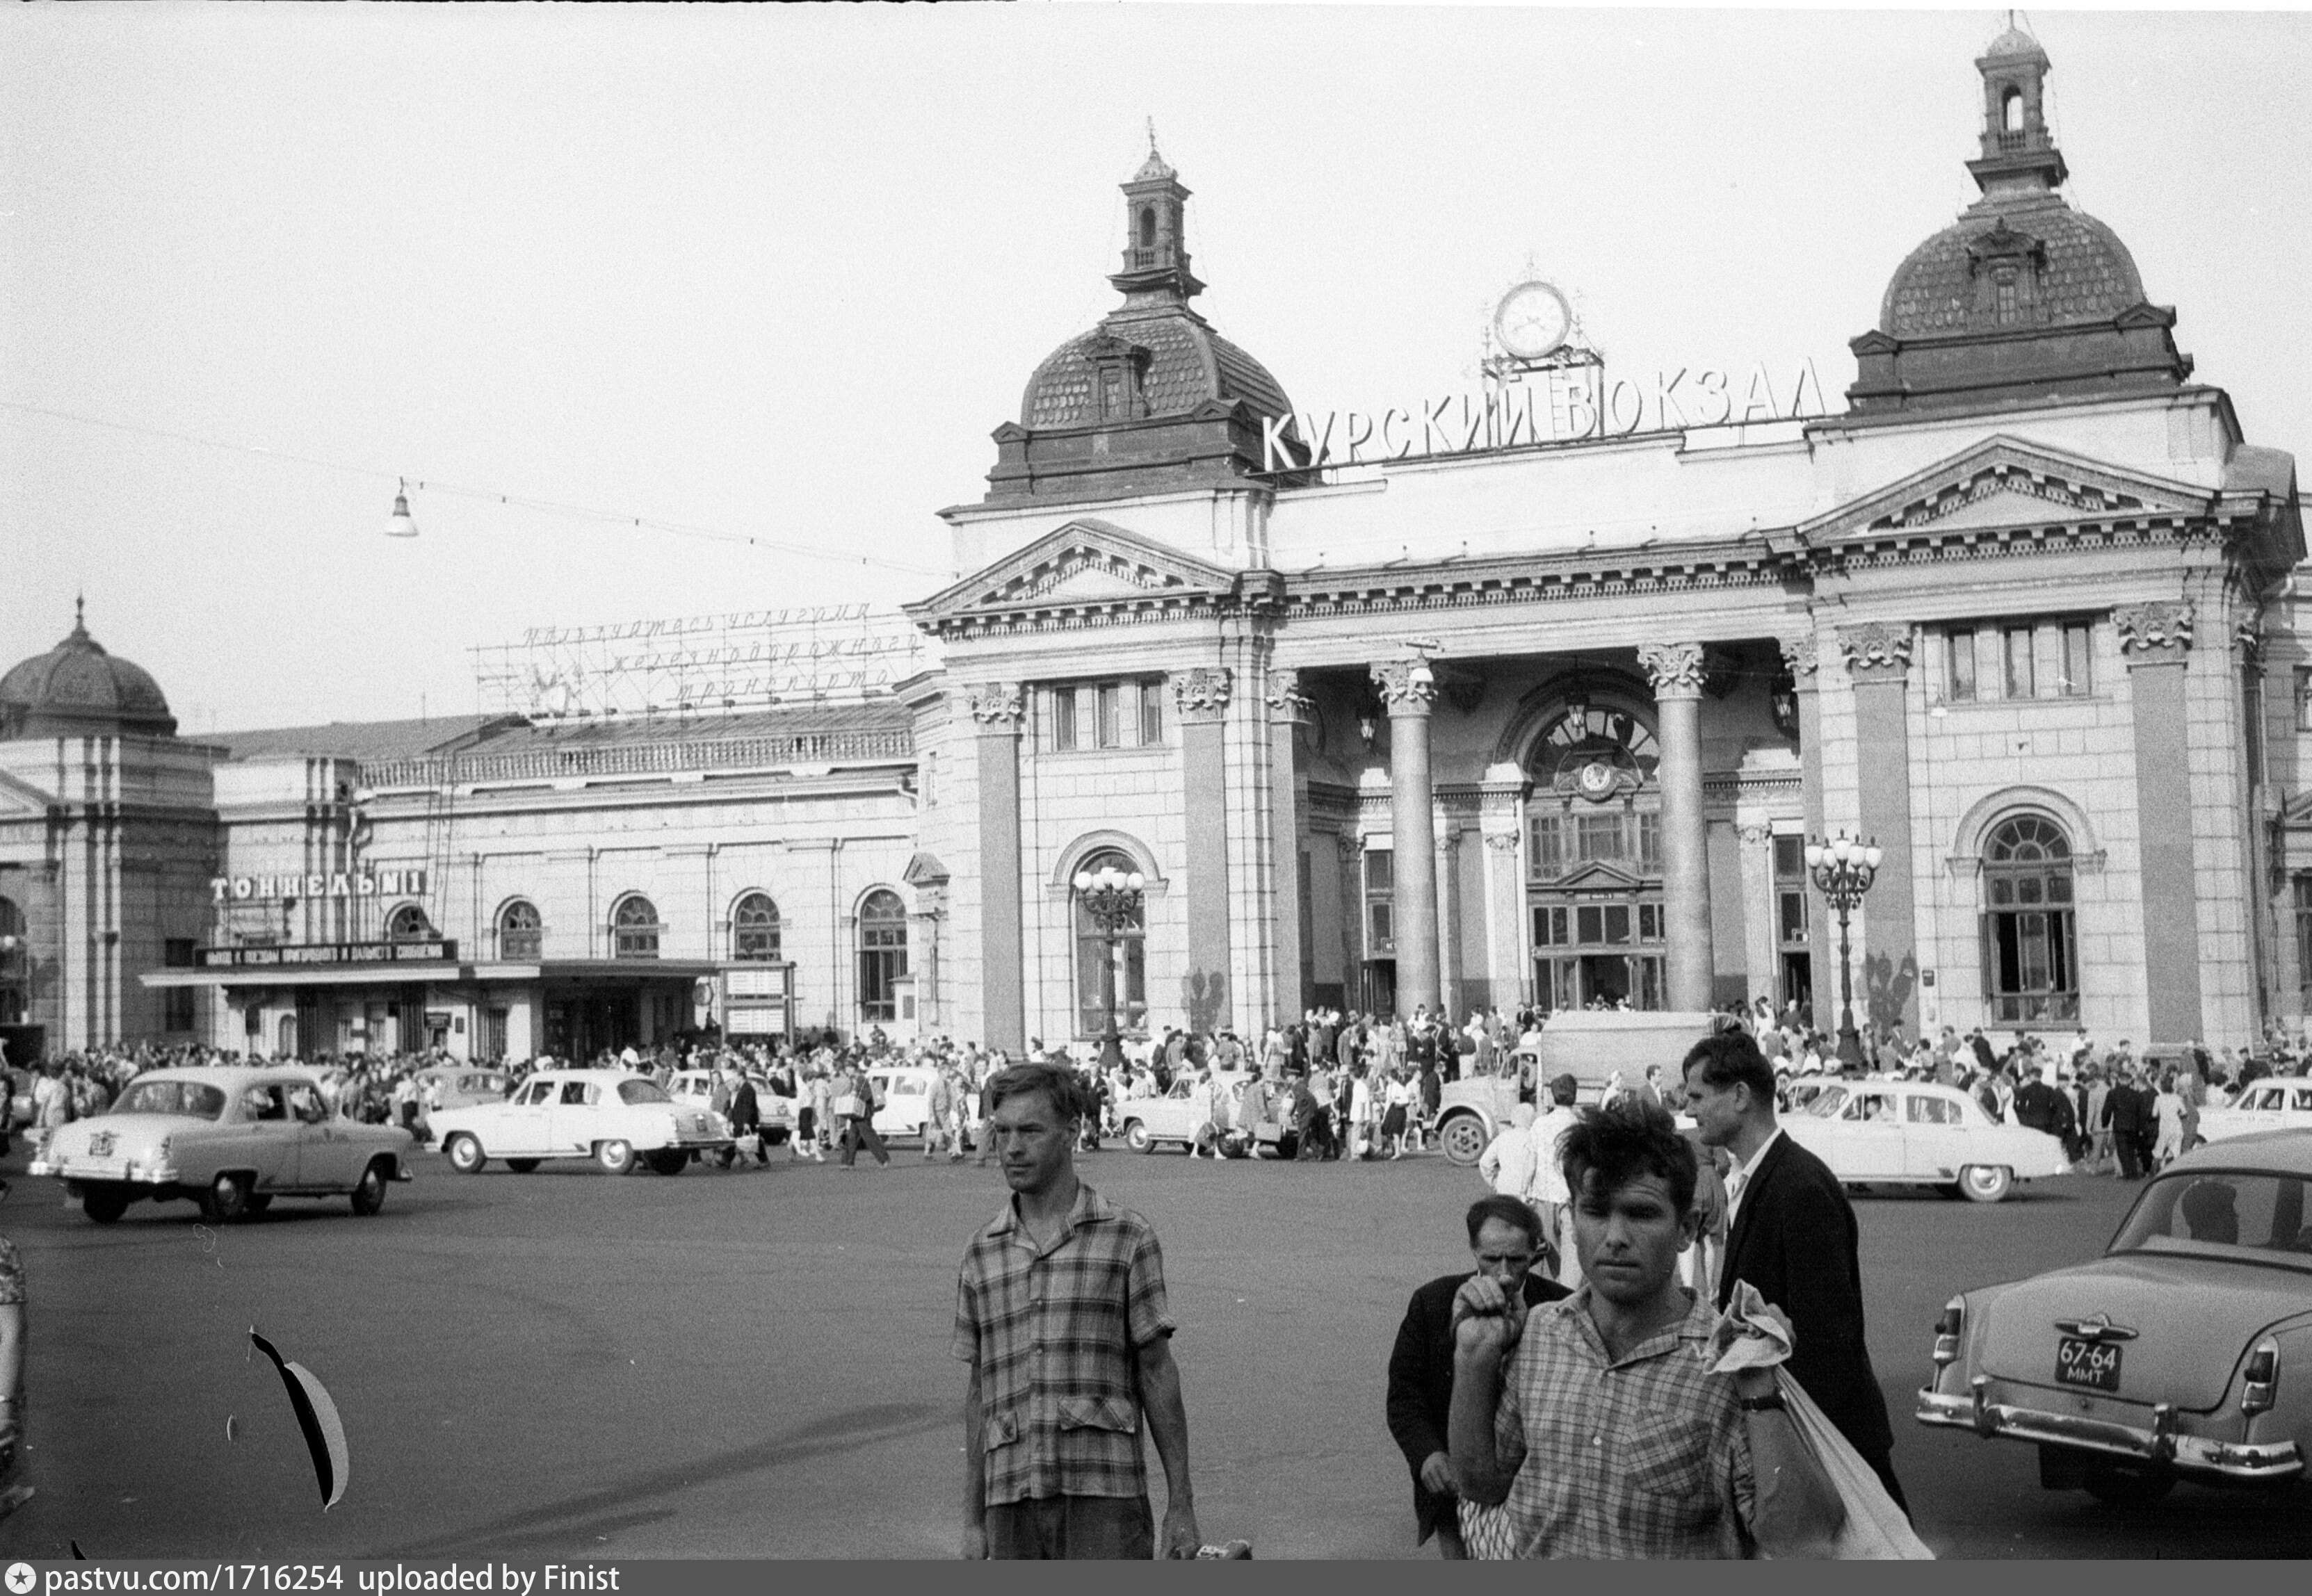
[1183,970,1227,1036]
[1863,952,1918,1035]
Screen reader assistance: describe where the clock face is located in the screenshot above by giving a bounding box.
[1577,760,1618,799]
[1495,281,1571,360]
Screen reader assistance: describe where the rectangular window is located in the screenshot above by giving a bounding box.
[1051,687,1078,751]
[2003,626,2036,699]
[1096,683,1122,748]
[1368,901,1393,947]
[1948,628,1977,701]
[1982,901,2078,1023]
[2297,669,2312,733]
[1602,904,1631,945]
[2060,623,2093,697]
[1364,849,1393,953]
[1576,904,1604,944]
[1772,834,1805,881]
[1778,890,1808,944]
[1364,849,1393,893]
[1139,681,1164,746]
[1528,813,1564,879]
[1533,906,1569,947]
[1636,903,1662,942]
[1576,813,1623,863]
[165,938,195,968]
[1638,813,1661,874]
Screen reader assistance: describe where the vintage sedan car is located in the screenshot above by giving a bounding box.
[1918,1129,2312,1501]
[866,1064,939,1144]
[2199,1077,2312,1145]
[433,1069,730,1175]
[667,1069,795,1146]
[414,1066,515,1113]
[1436,1073,1535,1166]
[31,1066,416,1224]
[1115,1071,1261,1153]
[1783,1080,2069,1202]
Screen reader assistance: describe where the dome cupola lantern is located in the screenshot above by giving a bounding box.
[0,598,178,742]
[984,132,1308,505]
[1845,19,2192,418]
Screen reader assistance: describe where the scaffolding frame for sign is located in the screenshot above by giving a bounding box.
[470,605,932,721]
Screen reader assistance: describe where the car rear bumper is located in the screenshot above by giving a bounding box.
[32,1161,175,1186]
[1919,1382,2303,1483]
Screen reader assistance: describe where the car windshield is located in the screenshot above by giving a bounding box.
[618,1080,672,1106]
[113,1080,228,1120]
[2109,1170,2312,1268]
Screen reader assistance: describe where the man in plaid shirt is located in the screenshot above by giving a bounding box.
[955,1062,1199,1558]
[1446,1098,1844,1558]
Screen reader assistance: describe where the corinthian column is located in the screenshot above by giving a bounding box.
[967,683,1027,1052]
[1640,642,1715,1011]
[1372,660,1439,1019]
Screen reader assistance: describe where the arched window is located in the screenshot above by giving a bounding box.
[2002,86,2025,133]
[733,893,781,961]
[1138,206,1156,250]
[387,904,434,943]
[498,899,542,960]
[1073,849,1147,1038]
[856,889,907,1022]
[612,895,661,960]
[0,897,26,1026]
[1980,815,2078,1023]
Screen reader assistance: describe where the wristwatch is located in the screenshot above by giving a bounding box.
[1737,1392,1786,1413]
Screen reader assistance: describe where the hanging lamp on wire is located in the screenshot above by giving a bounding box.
[385,478,420,539]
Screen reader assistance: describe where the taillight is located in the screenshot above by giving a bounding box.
[1933,1296,1965,1371]
[2242,1338,2279,1417]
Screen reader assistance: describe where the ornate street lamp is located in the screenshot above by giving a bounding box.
[1805,831,1883,1072]
[1072,863,1147,1068]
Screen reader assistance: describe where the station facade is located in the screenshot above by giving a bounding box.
[0,25,2302,1063]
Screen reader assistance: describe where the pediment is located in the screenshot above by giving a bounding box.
[1540,859,1647,892]
[906,517,1238,622]
[1800,435,2214,547]
[0,768,56,819]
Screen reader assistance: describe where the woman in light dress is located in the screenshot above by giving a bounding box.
[2151,1070,2186,1168]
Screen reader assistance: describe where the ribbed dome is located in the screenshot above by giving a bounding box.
[1020,309,1293,430]
[0,609,177,740]
[1879,195,2147,338]
[1982,25,2049,63]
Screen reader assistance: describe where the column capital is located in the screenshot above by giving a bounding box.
[1638,641,1707,700]
[2114,600,2194,664]
[1777,633,1821,678]
[1737,822,1774,846]
[1482,830,1521,854]
[1370,660,1437,715]
[1263,667,1315,726]
[1170,666,1234,723]
[1836,621,1914,683]
[1334,830,1367,861]
[967,682,1025,728]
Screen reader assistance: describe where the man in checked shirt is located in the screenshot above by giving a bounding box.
[955,1062,1199,1559]
[1446,1098,1845,1558]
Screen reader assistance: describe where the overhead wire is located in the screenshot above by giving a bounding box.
[0,398,952,578]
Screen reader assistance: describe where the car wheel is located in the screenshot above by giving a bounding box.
[506,1159,540,1174]
[444,1134,487,1175]
[1122,1120,1151,1153]
[2083,1467,2176,1506]
[200,1173,250,1224]
[1958,1164,2013,1203]
[350,1160,389,1216]
[1439,1114,1490,1167]
[646,1148,688,1176]
[597,1139,637,1175]
[82,1187,129,1225]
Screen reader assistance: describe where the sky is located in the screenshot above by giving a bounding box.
[5,3,2308,735]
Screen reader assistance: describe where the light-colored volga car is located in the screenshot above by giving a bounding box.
[1116,1072,1255,1153]
[668,1070,795,1146]
[414,1066,515,1113]
[31,1066,415,1225]
[866,1065,939,1143]
[1918,1130,2312,1502]
[433,1069,730,1175]
[1782,1080,2070,1203]
[2199,1078,2312,1145]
